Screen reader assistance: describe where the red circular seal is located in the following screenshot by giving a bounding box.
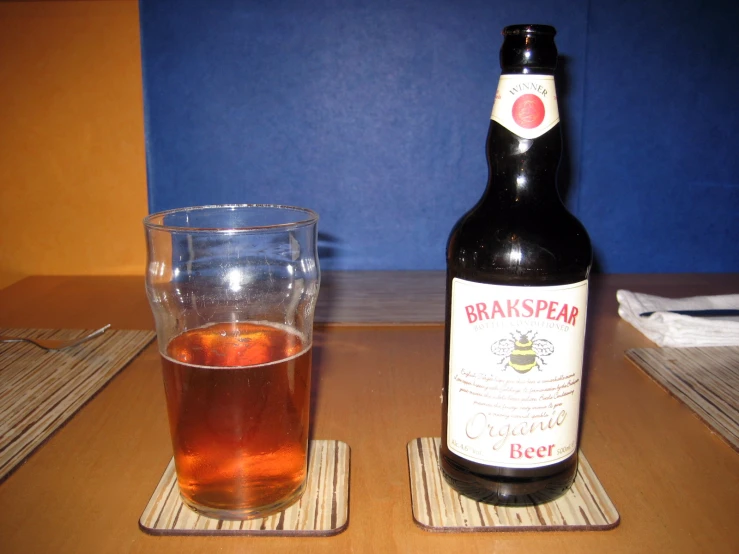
[512,94,545,129]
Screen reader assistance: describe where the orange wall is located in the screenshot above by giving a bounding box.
[0,1,147,290]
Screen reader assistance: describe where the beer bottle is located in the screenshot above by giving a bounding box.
[440,24,592,505]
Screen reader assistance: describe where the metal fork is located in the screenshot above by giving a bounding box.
[0,324,112,351]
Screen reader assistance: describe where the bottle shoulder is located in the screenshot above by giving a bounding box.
[447,203,592,285]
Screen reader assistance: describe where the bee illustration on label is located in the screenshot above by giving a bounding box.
[491,331,554,373]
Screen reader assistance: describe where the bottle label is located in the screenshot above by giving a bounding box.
[446,278,588,468]
[490,75,559,139]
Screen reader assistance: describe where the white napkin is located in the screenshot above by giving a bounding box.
[617,290,739,347]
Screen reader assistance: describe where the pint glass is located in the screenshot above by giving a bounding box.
[144,205,320,520]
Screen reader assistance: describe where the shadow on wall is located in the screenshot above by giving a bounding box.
[556,55,574,209]
[557,55,604,274]
[318,232,341,263]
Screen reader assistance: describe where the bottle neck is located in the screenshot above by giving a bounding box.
[482,71,563,207]
[483,120,562,206]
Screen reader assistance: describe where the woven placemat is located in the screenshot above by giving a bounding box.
[0,327,155,483]
[626,346,739,451]
[407,437,619,532]
[140,439,350,536]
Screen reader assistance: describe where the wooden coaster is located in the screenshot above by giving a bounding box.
[626,346,739,451]
[0,328,155,483]
[139,439,350,536]
[407,438,619,532]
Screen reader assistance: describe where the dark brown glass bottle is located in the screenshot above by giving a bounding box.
[440,24,592,505]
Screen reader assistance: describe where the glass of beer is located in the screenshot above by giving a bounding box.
[144,204,320,520]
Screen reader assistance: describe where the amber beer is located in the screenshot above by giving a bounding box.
[144,205,320,520]
[161,321,312,516]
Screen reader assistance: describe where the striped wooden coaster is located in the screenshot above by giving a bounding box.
[0,328,155,483]
[626,346,739,451]
[139,439,350,536]
[407,438,619,532]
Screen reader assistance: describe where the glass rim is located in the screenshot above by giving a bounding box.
[143,204,319,233]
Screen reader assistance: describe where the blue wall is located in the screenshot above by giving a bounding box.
[139,0,739,273]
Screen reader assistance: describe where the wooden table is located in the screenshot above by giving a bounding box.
[0,273,737,553]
